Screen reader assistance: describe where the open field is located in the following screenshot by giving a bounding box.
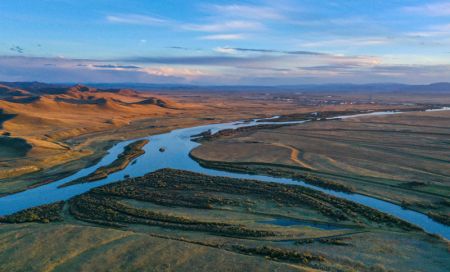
[1,169,447,272]
[191,109,450,222]
[2,83,446,195]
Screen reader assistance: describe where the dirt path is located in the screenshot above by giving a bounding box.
[271,143,314,169]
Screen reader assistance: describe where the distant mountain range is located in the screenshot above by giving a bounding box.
[77,82,450,93]
[1,81,449,93]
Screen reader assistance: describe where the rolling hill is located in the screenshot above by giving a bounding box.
[0,83,179,181]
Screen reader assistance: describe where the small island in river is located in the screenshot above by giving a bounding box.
[59,139,149,187]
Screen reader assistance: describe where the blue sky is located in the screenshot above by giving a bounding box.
[1,0,449,85]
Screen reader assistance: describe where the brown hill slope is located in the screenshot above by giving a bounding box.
[0,84,30,97]
[0,85,180,181]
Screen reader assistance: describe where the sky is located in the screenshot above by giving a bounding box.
[0,0,449,85]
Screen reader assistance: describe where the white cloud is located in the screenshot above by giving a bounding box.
[405,24,450,47]
[430,23,450,31]
[300,37,391,48]
[142,66,207,79]
[206,4,284,20]
[199,34,245,40]
[214,47,238,54]
[290,16,369,27]
[403,2,450,16]
[1,55,449,84]
[183,20,263,32]
[106,14,167,25]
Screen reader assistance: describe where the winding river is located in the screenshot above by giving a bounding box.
[0,108,449,239]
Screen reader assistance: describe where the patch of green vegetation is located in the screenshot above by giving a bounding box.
[232,245,325,265]
[93,169,420,231]
[265,106,434,123]
[259,109,370,122]
[60,139,149,187]
[193,124,290,142]
[427,211,450,225]
[294,236,352,246]
[69,193,276,238]
[5,168,414,233]
[294,173,355,192]
[191,156,356,193]
[0,201,64,223]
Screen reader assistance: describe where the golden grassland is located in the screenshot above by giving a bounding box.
[1,86,432,195]
[190,110,450,220]
[0,88,311,195]
[0,169,448,272]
